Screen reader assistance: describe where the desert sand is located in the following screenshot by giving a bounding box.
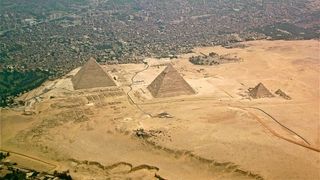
[1,40,319,179]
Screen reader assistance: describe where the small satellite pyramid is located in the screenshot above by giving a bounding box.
[275,89,291,100]
[248,83,274,99]
[147,64,195,98]
[72,58,116,90]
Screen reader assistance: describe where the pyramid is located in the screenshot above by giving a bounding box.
[147,64,195,98]
[248,83,274,99]
[275,89,291,100]
[72,58,116,90]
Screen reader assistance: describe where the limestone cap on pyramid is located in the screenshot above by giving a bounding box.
[248,82,274,99]
[147,64,195,98]
[71,57,116,90]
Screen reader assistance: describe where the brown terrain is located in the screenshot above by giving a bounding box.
[1,40,319,179]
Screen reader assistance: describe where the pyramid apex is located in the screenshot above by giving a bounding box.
[85,57,98,64]
[256,82,266,89]
[163,63,176,73]
[257,82,264,87]
[89,57,97,61]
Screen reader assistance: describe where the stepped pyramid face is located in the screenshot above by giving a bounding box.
[249,83,274,99]
[72,58,116,90]
[147,64,195,98]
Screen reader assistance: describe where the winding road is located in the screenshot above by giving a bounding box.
[126,63,155,117]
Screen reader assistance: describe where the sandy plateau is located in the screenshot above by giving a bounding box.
[1,40,319,179]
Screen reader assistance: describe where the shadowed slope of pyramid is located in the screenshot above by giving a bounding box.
[147,64,195,98]
[72,58,116,90]
[249,83,274,99]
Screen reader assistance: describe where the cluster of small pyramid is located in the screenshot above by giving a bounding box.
[71,58,195,98]
[248,83,291,99]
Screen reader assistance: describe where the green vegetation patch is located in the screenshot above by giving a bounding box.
[0,69,50,107]
[255,23,318,40]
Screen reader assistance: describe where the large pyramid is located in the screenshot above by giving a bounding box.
[248,83,274,99]
[147,64,195,98]
[72,58,116,90]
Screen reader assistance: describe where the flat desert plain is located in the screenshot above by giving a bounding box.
[1,40,319,179]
